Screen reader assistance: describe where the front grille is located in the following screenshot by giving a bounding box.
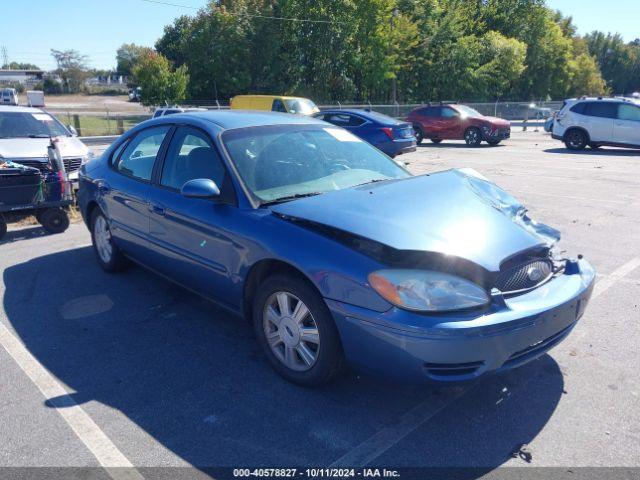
[63,157,83,173]
[494,258,553,294]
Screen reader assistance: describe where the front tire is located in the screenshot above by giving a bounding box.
[464,127,482,147]
[431,138,443,144]
[253,274,344,387]
[487,139,501,146]
[90,209,128,272]
[564,129,588,150]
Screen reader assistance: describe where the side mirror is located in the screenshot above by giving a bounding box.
[68,125,78,136]
[181,178,221,199]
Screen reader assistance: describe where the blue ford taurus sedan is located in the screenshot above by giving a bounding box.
[78,111,595,386]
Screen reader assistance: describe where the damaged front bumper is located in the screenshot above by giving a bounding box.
[328,258,595,383]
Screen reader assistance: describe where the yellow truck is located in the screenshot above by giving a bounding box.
[230,95,320,115]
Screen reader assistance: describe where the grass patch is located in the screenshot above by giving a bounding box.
[71,115,150,136]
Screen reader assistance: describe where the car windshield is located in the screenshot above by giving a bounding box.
[0,111,69,138]
[222,124,410,204]
[457,105,482,118]
[284,98,320,115]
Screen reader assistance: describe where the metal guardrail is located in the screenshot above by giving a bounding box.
[79,135,120,145]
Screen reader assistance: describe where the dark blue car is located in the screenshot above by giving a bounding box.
[78,111,595,386]
[314,109,416,157]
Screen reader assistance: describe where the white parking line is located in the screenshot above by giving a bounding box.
[329,386,472,467]
[591,257,640,301]
[0,323,143,480]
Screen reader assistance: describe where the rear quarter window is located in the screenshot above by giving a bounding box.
[570,103,586,114]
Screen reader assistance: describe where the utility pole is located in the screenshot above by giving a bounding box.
[1,46,8,69]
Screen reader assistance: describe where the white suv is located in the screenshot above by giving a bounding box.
[552,97,640,150]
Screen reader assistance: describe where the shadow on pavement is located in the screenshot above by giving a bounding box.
[3,246,565,471]
[0,225,50,245]
[544,147,640,157]
[418,143,505,149]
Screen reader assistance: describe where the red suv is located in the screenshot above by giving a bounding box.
[406,103,511,146]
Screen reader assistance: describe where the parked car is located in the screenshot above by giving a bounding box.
[153,107,208,118]
[552,97,640,150]
[406,103,511,146]
[314,109,416,157]
[128,87,142,102]
[1,88,19,106]
[230,95,320,115]
[544,115,556,133]
[0,106,92,186]
[78,111,595,386]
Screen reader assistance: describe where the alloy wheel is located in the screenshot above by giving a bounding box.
[465,128,480,146]
[94,216,113,264]
[262,291,320,372]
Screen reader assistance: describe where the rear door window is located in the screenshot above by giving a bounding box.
[114,126,171,181]
[325,113,366,127]
[417,107,440,117]
[584,102,617,119]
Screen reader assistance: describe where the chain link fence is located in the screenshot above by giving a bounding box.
[48,101,562,137]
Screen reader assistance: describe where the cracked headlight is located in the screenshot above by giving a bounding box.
[368,270,489,312]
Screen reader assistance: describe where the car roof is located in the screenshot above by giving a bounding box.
[233,95,309,101]
[171,110,327,130]
[570,97,630,103]
[318,108,402,125]
[0,105,43,113]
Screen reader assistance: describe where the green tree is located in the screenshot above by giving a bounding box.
[132,51,189,106]
[116,43,152,77]
[476,31,527,100]
[51,49,89,93]
[1,61,41,70]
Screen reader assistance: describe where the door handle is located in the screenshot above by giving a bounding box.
[149,203,166,216]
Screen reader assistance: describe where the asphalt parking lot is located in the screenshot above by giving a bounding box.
[1,131,639,477]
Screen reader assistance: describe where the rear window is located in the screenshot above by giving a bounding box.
[583,102,617,119]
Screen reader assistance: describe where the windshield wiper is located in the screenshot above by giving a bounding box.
[28,134,52,138]
[261,192,323,206]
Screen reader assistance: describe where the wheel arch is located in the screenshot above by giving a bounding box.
[563,126,591,143]
[242,258,321,323]
[84,200,100,226]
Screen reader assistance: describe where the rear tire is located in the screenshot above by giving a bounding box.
[487,139,501,146]
[464,127,482,147]
[0,215,6,240]
[253,274,345,387]
[413,126,424,145]
[564,129,588,150]
[90,209,128,272]
[39,208,69,234]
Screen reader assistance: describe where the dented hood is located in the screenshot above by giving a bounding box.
[270,169,559,272]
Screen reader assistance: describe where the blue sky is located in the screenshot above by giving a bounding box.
[1,0,637,71]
